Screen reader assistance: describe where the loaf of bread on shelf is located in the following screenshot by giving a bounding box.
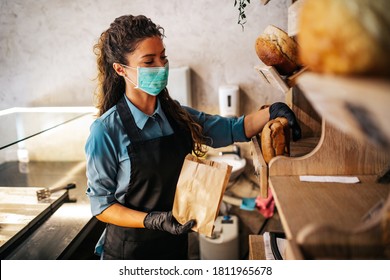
[261,117,290,164]
[298,0,390,77]
[255,25,301,76]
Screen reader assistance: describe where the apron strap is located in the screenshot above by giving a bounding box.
[116,95,143,143]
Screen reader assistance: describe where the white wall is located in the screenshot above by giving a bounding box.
[0,0,290,114]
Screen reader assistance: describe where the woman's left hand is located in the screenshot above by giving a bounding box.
[143,211,195,235]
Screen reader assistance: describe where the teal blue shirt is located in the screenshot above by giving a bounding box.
[85,95,249,216]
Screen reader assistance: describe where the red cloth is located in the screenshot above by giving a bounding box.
[255,187,275,218]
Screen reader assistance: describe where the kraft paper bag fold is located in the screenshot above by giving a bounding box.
[173,154,232,237]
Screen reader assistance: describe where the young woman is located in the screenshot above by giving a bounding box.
[85,14,301,260]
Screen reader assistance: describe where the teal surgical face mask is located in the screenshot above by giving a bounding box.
[121,63,169,96]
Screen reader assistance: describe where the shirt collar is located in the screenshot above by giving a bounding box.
[123,95,165,130]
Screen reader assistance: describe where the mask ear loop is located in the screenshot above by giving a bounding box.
[113,63,138,87]
[124,75,138,87]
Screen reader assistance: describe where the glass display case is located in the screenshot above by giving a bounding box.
[0,107,103,260]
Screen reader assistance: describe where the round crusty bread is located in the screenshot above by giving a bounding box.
[298,0,390,77]
[261,117,290,164]
[255,25,300,75]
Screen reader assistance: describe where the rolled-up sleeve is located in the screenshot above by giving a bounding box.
[183,106,250,148]
[85,119,119,216]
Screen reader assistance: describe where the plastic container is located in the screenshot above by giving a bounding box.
[199,215,239,259]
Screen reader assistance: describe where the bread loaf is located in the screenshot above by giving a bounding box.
[298,0,390,77]
[255,25,301,76]
[261,117,290,164]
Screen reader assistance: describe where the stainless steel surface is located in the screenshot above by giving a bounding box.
[5,202,98,260]
[0,161,101,260]
[0,187,67,256]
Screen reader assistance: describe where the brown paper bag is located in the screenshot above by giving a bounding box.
[172,154,232,237]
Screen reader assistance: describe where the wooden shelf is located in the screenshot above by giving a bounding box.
[248,235,266,260]
[297,72,390,149]
[251,135,319,198]
[269,121,390,176]
[264,104,390,259]
[269,175,390,239]
[287,0,304,36]
[251,92,390,258]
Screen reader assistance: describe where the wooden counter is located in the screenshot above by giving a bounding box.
[270,175,390,239]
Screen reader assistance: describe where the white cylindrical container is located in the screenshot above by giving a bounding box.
[199,215,240,260]
[218,85,240,117]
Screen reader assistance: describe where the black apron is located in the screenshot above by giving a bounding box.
[103,96,193,260]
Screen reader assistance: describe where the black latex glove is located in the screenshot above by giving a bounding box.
[269,102,302,141]
[143,211,195,235]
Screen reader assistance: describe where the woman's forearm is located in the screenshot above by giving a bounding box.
[96,203,147,228]
[243,107,270,138]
